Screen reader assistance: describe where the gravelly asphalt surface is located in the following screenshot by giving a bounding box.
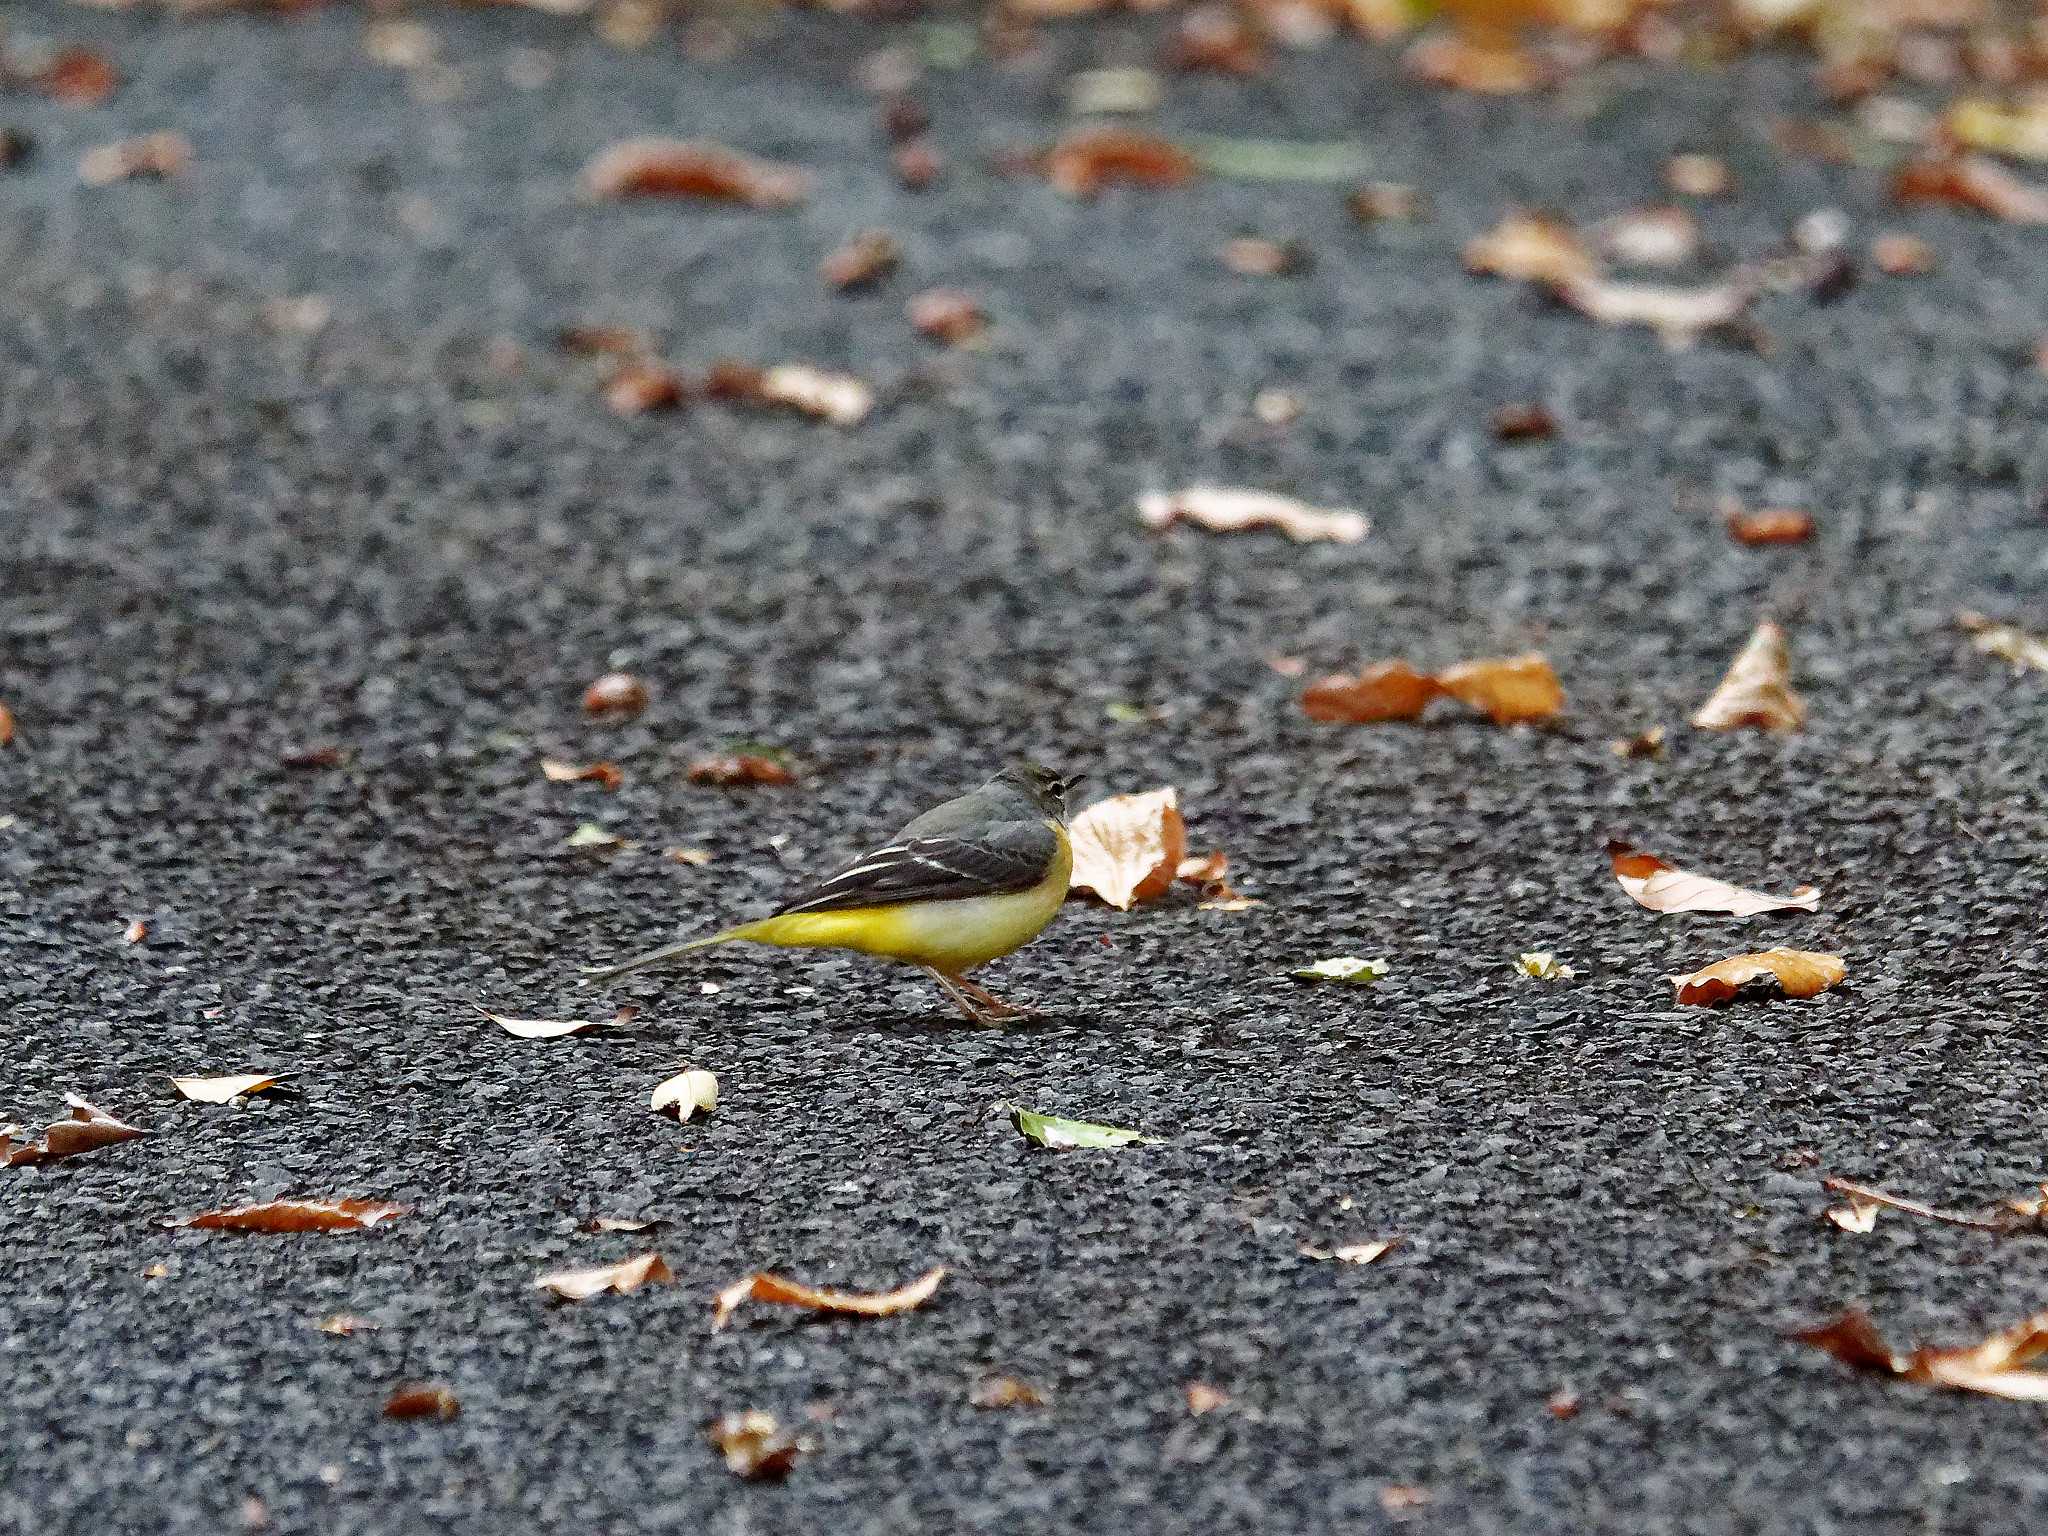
[5,4,2048,1533]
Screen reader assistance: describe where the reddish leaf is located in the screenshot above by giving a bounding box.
[1894,154,2048,223]
[1164,6,1267,75]
[603,361,686,416]
[383,1384,460,1420]
[580,138,810,208]
[687,753,795,787]
[1301,661,1442,723]
[907,288,985,345]
[1724,504,1815,546]
[1492,403,1555,440]
[1797,1309,2048,1401]
[39,47,120,108]
[821,229,900,292]
[892,140,942,191]
[582,672,649,718]
[712,1266,947,1331]
[541,759,624,791]
[175,1198,408,1232]
[1040,128,1200,199]
[2,1095,146,1167]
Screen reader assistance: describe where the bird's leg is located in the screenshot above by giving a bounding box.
[951,973,1038,1020]
[921,967,1005,1026]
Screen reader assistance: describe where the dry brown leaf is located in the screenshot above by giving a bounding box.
[1137,486,1368,544]
[1606,840,1820,916]
[1221,236,1312,277]
[383,1384,460,1420]
[1407,30,1549,93]
[79,131,192,186]
[280,743,343,768]
[1299,1238,1399,1265]
[650,1068,719,1121]
[907,288,985,345]
[1040,127,1200,199]
[707,1411,805,1480]
[1692,620,1804,731]
[1301,661,1443,723]
[1668,949,1846,1006]
[580,138,810,207]
[1591,206,1699,268]
[1184,1382,1230,1415]
[1666,152,1732,198]
[0,701,13,746]
[1796,1309,2048,1401]
[171,1074,284,1104]
[39,47,121,107]
[666,847,713,865]
[124,918,149,944]
[175,1198,407,1232]
[687,753,796,787]
[1464,210,1595,285]
[1348,181,1424,223]
[316,1313,379,1335]
[1067,788,1187,909]
[582,672,648,717]
[473,1002,612,1039]
[1551,271,1756,346]
[705,361,875,427]
[535,1251,675,1301]
[970,1375,1051,1409]
[1380,1485,1433,1513]
[1724,504,1815,545]
[1871,233,1934,276]
[1,1095,147,1166]
[712,1266,947,1331]
[542,759,624,791]
[1893,154,2048,223]
[1165,5,1267,74]
[821,229,899,291]
[1492,403,1556,440]
[603,361,685,416]
[1957,611,2048,675]
[892,140,942,191]
[1436,654,1565,725]
[1610,725,1666,758]
[1546,1388,1582,1419]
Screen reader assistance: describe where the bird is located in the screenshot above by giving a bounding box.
[580,762,1082,1024]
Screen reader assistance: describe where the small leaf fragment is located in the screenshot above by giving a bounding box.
[1292,956,1389,985]
[1515,952,1575,980]
[79,131,192,186]
[821,229,900,291]
[1436,653,1565,725]
[1299,1238,1399,1265]
[650,1069,719,1121]
[970,1376,1051,1409]
[1304,654,1561,726]
[1012,1106,1157,1149]
[707,1411,805,1480]
[712,1266,947,1331]
[1038,127,1200,198]
[581,138,810,207]
[316,1314,380,1336]
[1,1096,147,1167]
[1301,661,1441,723]
[542,759,624,791]
[1957,611,2048,676]
[1184,1382,1230,1415]
[1724,504,1815,546]
[1668,949,1846,1007]
[171,1074,285,1104]
[1691,620,1804,731]
[1137,486,1368,544]
[1825,1196,1880,1234]
[473,1002,611,1039]
[383,1384,460,1421]
[1607,841,1820,916]
[686,752,796,787]
[565,822,623,849]
[1893,154,2048,224]
[907,288,985,345]
[535,1251,675,1301]
[582,672,649,718]
[175,1198,407,1233]
[1464,209,1595,286]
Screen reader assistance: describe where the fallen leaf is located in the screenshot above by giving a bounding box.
[1137,486,1368,544]
[1591,206,1699,268]
[1299,1238,1398,1264]
[603,361,686,416]
[1546,1389,1582,1419]
[650,1068,719,1121]
[1551,271,1757,346]
[1691,620,1804,731]
[1492,403,1555,440]
[970,1376,1051,1409]
[316,1314,380,1335]
[1825,1195,1880,1233]
[666,846,713,865]
[1407,28,1548,93]
[541,759,624,791]
[1819,1176,2016,1234]
[580,138,811,207]
[582,672,649,717]
[1795,1309,2048,1402]
[175,1198,407,1233]
[686,752,796,786]
[1606,840,1821,915]
[0,702,13,745]
[1,1095,147,1167]
[1436,654,1565,725]
[1301,660,1441,723]
[534,1251,675,1300]
[142,1262,169,1280]
[1039,127,1200,199]
[892,140,942,191]
[1347,181,1424,223]
[280,743,343,768]
[1957,611,2048,675]
[124,918,149,944]
[565,822,623,849]
[1724,504,1815,545]
[79,131,193,186]
[1221,236,1312,276]
[705,361,875,427]
[586,1216,660,1233]
[473,1002,612,1039]
[1380,1485,1433,1513]
[907,288,985,345]
[170,1074,284,1104]
[39,46,120,107]
[1067,787,1186,909]
[383,1385,460,1421]
[1871,233,1934,276]
[821,229,899,291]
[1189,135,1372,182]
[1610,725,1666,758]
[1165,4,1267,74]
[1666,152,1733,197]
[1012,1107,1157,1149]
[1184,1382,1230,1415]
[1893,154,2048,223]
[1291,956,1389,985]
[1668,948,1846,1006]
[712,1266,947,1331]
[1464,210,1595,286]
[1945,97,2048,162]
[1515,952,1575,980]
[707,1411,805,1480]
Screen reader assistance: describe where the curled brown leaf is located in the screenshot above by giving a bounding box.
[1893,154,2048,223]
[1796,1309,2048,1401]
[1667,949,1846,1006]
[603,361,686,416]
[1040,127,1200,199]
[534,1251,675,1301]
[581,138,811,207]
[907,288,985,345]
[542,759,624,791]
[687,753,795,787]
[1724,504,1815,546]
[1,1095,147,1167]
[1067,788,1187,910]
[821,229,900,292]
[383,1384,460,1420]
[175,1198,408,1233]
[712,1266,947,1331]
[582,672,649,718]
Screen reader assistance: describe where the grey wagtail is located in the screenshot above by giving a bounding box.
[580,763,1081,1024]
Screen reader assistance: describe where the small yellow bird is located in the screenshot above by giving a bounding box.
[581,763,1081,1024]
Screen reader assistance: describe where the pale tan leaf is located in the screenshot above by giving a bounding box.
[756,364,874,427]
[316,1314,380,1335]
[1958,611,2048,675]
[650,1069,719,1121]
[1607,841,1821,916]
[1435,653,1564,724]
[1668,949,1846,1006]
[1825,1197,1880,1234]
[1067,789,1187,909]
[1590,205,1698,268]
[534,1251,675,1301]
[174,1198,407,1233]
[1184,1382,1230,1415]
[1514,952,1575,980]
[712,1266,947,1331]
[472,1002,610,1039]
[542,759,624,790]
[170,1074,285,1104]
[1552,271,1756,345]
[1691,621,1804,731]
[1463,210,1595,285]
[706,1411,805,1480]
[1137,486,1369,544]
[1299,1238,1398,1265]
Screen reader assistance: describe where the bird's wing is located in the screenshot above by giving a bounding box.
[772,818,1059,915]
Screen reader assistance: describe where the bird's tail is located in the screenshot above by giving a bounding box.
[578,920,774,983]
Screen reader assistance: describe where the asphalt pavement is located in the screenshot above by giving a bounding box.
[4,4,2048,1533]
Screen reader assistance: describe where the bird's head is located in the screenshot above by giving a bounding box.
[999,761,1084,821]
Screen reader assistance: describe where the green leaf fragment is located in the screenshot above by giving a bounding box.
[567,822,622,848]
[1011,1106,1156,1149]
[1291,956,1389,985]
[1186,135,1373,183]
[1515,951,1576,981]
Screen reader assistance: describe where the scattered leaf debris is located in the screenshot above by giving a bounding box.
[383,1385,460,1421]
[1957,611,2048,675]
[907,288,985,345]
[1492,403,1555,440]
[704,360,875,427]
[1184,1382,1230,1415]
[1292,956,1390,985]
[1515,952,1575,980]
[1552,270,1758,347]
[1668,949,1846,1007]
[582,672,649,718]
[603,360,686,416]
[565,822,624,849]
[1691,620,1804,731]
[1871,233,1934,276]
[38,47,121,108]
[542,759,624,791]
[473,1002,615,1039]
[1794,1309,2048,1401]
[1300,1238,1398,1265]
[316,1314,380,1336]
[650,1068,719,1121]
[970,1376,1051,1409]
[124,918,149,945]
[280,743,343,768]
[822,229,900,291]
[712,1266,947,1331]
[1,1096,146,1167]
[1610,725,1666,758]
[1893,154,2048,224]
[1591,205,1699,268]
[581,138,811,207]
[1607,840,1820,916]
[1825,1193,1881,1234]
[0,701,13,746]
[1165,4,1266,74]
[1138,486,1368,544]
[174,1198,407,1233]
[687,751,796,787]
[535,1251,676,1301]
[1038,126,1200,199]
[1348,180,1424,223]
[1819,1176,2023,1235]
[707,1411,806,1480]
[1067,787,1186,909]
[171,1074,284,1104]
[79,131,192,186]
[1303,653,1563,726]
[1666,152,1732,198]
[892,139,942,190]
[1724,503,1815,546]
[1221,235,1312,276]
[1464,210,1595,286]
[1012,1106,1157,1149]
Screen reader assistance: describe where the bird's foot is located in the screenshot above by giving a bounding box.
[925,969,1033,1026]
[952,973,1039,1021]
